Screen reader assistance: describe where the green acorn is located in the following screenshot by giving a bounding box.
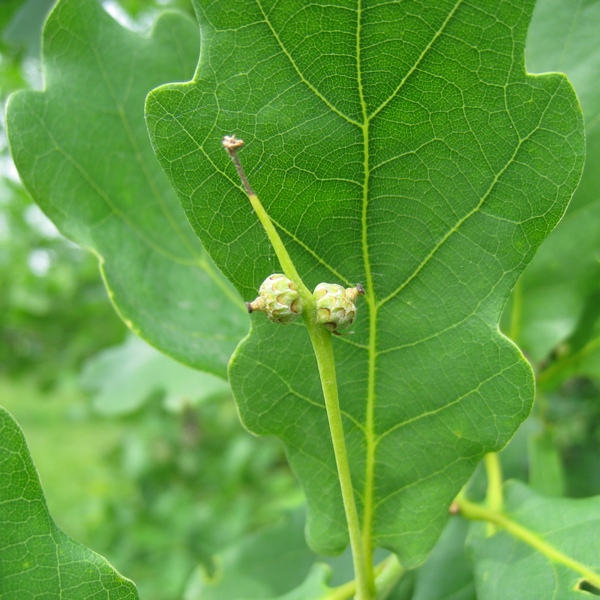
[313,282,365,333]
[246,274,303,325]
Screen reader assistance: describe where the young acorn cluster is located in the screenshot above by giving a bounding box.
[246,274,364,333]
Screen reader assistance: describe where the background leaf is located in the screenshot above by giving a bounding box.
[412,518,475,600]
[0,405,138,599]
[6,0,248,378]
[504,0,600,367]
[183,509,390,600]
[80,334,230,416]
[527,429,565,497]
[183,511,324,600]
[146,0,583,564]
[468,481,600,599]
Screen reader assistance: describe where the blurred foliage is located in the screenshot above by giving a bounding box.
[94,386,300,600]
[81,334,231,416]
[0,0,199,388]
[0,0,125,386]
[1,339,301,600]
[0,180,127,386]
[0,0,53,96]
[537,379,600,498]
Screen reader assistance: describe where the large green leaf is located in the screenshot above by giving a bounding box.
[6,0,248,378]
[0,406,138,599]
[146,0,584,564]
[468,481,600,599]
[504,0,600,366]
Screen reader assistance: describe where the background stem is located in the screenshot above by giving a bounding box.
[374,554,405,599]
[457,496,600,589]
[484,453,503,512]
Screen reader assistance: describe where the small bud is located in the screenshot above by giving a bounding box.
[313,283,365,333]
[247,274,303,325]
[222,134,245,151]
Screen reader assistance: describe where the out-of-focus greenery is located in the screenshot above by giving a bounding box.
[0,2,296,599]
[538,379,600,498]
[0,179,127,386]
[1,0,126,386]
[1,362,301,600]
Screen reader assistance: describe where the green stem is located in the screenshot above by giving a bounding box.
[457,497,600,589]
[328,580,357,600]
[327,554,405,600]
[484,453,503,510]
[483,452,503,535]
[304,320,370,599]
[225,138,371,599]
[374,555,405,599]
[247,193,305,288]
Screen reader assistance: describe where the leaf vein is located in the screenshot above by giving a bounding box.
[255,0,362,127]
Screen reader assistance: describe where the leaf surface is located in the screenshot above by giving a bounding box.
[504,0,600,365]
[468,481,600,599]
[146,0,584,563]
[6,0,248,377]
[0,406,138,599]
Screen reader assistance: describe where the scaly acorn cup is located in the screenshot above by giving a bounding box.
[313,283,365,333]
[246,274,303,325]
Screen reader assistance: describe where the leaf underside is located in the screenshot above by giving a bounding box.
[6,0,248,378]
[0,406,138,599]
[146,0,583,563]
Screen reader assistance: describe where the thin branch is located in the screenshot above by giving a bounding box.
[223,135,372,599]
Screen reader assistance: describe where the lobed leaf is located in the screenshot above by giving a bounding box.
[146,0,584,564]
[6,0,248,378]
[0,406,138,599]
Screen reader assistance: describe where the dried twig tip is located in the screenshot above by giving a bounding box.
[449,501,461,515]
[222,134,245,152]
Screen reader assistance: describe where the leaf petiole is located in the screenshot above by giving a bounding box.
[483,453,503,535]
[326,554,405,600]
